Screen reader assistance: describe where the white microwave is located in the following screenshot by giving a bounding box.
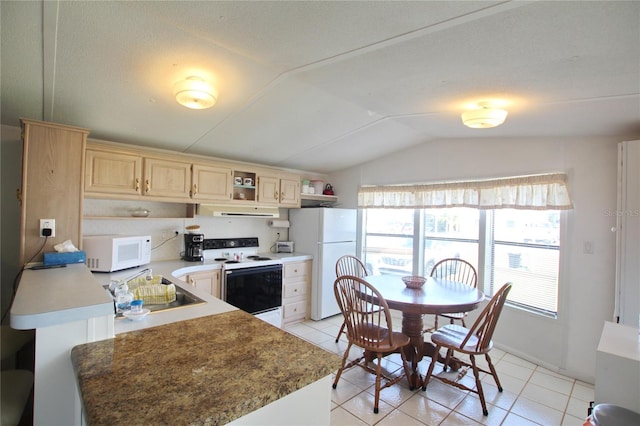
[83,235,151,272]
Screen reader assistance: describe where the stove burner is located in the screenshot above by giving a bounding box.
[225,260,239,264]
[214,258,227,261]
[245,256,271,261]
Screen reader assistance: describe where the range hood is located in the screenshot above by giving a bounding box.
[197,204,280,218]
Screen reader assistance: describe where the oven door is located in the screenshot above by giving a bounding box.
[223,264,283,315]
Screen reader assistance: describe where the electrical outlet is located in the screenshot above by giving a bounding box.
[39,219,56,237]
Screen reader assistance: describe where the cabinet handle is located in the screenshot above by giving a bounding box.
[294,288,298,293]
[145,179,150,193]
[274,191,279,200]
[135,178,140,192]
[192,184,198,196]
[281,191,285,200]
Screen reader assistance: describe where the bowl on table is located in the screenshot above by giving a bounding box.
[402,276,426,289]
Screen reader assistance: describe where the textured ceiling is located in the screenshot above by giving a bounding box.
[2,1,639,173]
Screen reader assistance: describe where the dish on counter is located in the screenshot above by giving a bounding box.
[122,308,150,321]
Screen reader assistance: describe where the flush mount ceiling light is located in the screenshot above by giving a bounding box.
[173,76,217,109]
[461,102,508,129]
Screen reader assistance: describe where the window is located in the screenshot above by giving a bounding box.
[489,209,560,315]
[423,208,479,274]
[362,207,562,317]
[362,209,415,276]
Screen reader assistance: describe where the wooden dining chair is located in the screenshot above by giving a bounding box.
[427,258,478,332]
[333,275,413,414]
[422,283,512,416]
[334,255,369,342]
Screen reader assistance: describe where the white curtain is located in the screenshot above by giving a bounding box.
[358,173,573,210]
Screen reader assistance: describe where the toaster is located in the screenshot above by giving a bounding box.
[276,241,294,253]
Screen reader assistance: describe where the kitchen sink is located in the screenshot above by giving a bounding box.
[103,278,206,318]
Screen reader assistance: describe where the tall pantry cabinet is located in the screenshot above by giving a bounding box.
[19,119,89,264]
[615,140,640,327]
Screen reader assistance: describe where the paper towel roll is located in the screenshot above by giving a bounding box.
[268,219,290,228]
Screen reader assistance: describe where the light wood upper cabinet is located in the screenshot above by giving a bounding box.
[84,141,310,208]
[192,163,233,202]
[143,157,191,200]
[85,149,142,196]
[279,175,301,207]
[257,173,300,207]
[20,119,89,264]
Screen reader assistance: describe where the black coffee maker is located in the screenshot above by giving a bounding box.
[184,234,204,261]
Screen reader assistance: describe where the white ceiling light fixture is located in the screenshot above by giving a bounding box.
[173,76,217,109]
[461,101,508,129]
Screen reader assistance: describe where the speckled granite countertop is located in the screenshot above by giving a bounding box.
[71,310,341,425]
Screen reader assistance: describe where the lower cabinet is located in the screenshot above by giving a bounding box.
[282,260,311,327]
[183,270,221,299]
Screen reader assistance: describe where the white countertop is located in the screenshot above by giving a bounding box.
[598,321,640,361]
[84,253,312,334]
[10,263,114,330]
[9,253,312,333]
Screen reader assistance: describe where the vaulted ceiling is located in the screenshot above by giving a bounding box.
[2,1,639,173]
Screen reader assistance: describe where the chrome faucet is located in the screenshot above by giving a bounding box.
[109,268,153,293]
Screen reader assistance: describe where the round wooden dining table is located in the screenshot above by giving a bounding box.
[363,274,485,389]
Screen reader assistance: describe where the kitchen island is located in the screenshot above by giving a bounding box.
[11,254,335,425]
[71,309,341,425]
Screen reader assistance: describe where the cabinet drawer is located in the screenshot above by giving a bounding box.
[283,300,306,321]
[283,261,310,280]
[283,281,307,299]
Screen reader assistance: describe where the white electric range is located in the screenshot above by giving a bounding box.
[203,238,282,327]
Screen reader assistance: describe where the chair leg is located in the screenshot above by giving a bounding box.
[469,354,489,416]
[373,353,383,413]
[434,314,439,331]
[332,342,353,389]
[335,321,346,343]
[422,344,440,391]
[485,353,503,392]
[443,348,453,372]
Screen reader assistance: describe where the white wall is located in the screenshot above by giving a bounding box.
[329,136,629,383]
[82,199,289,260]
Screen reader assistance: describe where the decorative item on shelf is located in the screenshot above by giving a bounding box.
[243,177,254,186]
[234,177,243,185]
[402,275,426,289]
[310,180,324,195]
[323,184,334,195]
[461,101,508,129]
[301,179,311,194]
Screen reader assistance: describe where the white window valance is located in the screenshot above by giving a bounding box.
[358,173,573,210]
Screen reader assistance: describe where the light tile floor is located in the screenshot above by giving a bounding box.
[283,313,594,426]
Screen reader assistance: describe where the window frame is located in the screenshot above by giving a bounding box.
[360,207,565,318]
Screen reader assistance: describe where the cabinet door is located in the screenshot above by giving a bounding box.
[143,158,191,200]
[20,119,89,264]
[257,175,280,205]
[192,163,233,202]
[186,270,221,298]
[85,149,142,196]
[279,175,300,207]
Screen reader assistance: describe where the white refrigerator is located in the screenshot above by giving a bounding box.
[289,208,357,320]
